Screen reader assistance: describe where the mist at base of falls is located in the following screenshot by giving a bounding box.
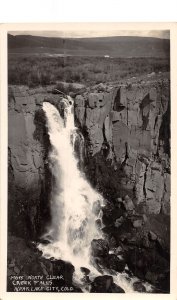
[37,97,151,293]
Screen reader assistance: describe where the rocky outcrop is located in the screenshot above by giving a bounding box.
[8,86,66,239]
[75,85,115,158]
[74,77,170,292]
[74,78,170,216]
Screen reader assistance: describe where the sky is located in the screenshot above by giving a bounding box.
[10,30,170,39]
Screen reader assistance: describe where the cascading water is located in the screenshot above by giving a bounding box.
[38,97,103,272]
[38,96,151,293]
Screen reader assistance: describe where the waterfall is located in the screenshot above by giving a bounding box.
[37,96,149,293]
[38,97,103,270]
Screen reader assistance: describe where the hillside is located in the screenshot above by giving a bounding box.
[8,34,170,58]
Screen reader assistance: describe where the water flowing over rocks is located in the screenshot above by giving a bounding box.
[8,74,170,293]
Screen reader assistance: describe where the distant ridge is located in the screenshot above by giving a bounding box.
[8,34,170,58]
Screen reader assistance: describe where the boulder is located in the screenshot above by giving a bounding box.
[123,195,135,211]
[92,200,101,216]
[133,219,143,228]
[52,259,75,283]
[116,197,123,203]
[115,216,124,228]
[90,275,125,293]
[95,219,102,230]
[149,231,157,241]
[80,267,90,275]
[102,203,124,226]
[91,239,109,257]
[105,254,126,272]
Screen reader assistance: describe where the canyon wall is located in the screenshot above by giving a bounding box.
[8,77,170,290]
[75,78,170,215]
[8,77,170,239]
[74,77,170,290]
[8,86,61,238]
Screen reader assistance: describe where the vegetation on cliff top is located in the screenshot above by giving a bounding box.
[8,55,170,88]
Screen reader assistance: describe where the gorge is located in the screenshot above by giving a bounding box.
[8,74,170,293]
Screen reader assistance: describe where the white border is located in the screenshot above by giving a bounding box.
[1,22,177,300]
[0,0,177,22]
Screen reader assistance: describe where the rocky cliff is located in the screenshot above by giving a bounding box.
[8,75,170,291]
[8,86,62,239]
[74,78,170,215]
[74,76,170,291]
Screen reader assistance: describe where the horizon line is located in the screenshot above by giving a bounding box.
[9,30,170,40]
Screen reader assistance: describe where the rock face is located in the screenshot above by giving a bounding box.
[8,76,170,292]
[75,85,116,158]
[74,79,170,215]
[8,79,170,240]
[8,86,66,239]
[74,78,170,292]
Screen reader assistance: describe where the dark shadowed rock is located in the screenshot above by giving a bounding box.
[126,247,169,288]
[91,239,109,257]
[80,267,90,275]
[111,283,125,293]
[102,202,124,226]
[149,231,157,241]
[133,281,146,292]
[115,216,124,228]
[90,275,125,293]
[92,200,101,216]
[7,235,82,292]
[105,254,126,272]
[38,238,51,245]
[95,219,102,230]
[108,236,117,248]
[52,259,75,283]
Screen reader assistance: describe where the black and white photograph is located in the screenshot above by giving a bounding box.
[4,24,172,294]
